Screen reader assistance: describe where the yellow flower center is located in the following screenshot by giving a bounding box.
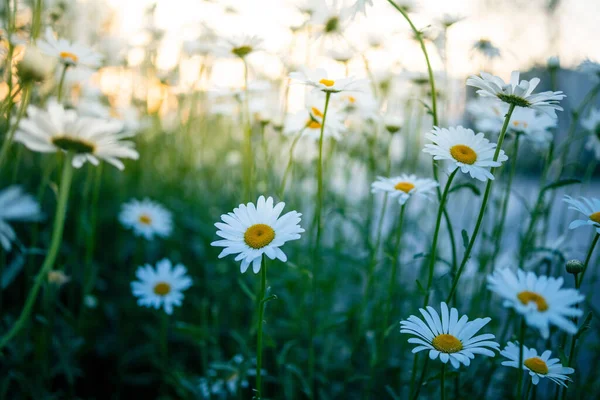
[319,78,335,87]
[590,211,600,224]
[394,182,415,193]
[244,224,275,249]
[432,334,463,353]
[524,357,549,375]
[51,136,96,154]
[153,282,171,296]
[311,107,324,118]
[59,51,79,63]
[306,120,321,129]
[449,144,477,165]
[138,214,152,225]
[517,291,548,312]
[347,96,356,103]
[513,120,528,129]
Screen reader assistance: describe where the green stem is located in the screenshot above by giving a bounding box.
[57,64,69,103]
[0,153,74,352]
[382,204,406,339]
[440,363,446,400]
[411,357,429,400]
[242,59,253,202]
[0,84,31,170]
[576,233,600,287]
[31,0,43,40]
[279,129,304,198]
[446,104,516,303]
[256,256,267,399]
[524,380,532,400]
[160,312,169,364]
[517,318,526,400]
[423,169,458,307]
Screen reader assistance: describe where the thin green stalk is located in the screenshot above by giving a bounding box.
[279,129,304,198]
[255,256,267,399]
[160,311,168,366]
[0,153,74,352]
[31,0,44,40]
[517,318,526,400]
[446,104,516,303]
[423,169,458,307]
[411,357,429,400]
[440,363,446,400]
[0,84,31,170]
[382,204,406,339]
[57,64,69,103]
[576,233,600,287]
[524,380,532,400]
[242,59,253,202]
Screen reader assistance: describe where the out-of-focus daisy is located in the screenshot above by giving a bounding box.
[371,175,438,205]
[487,268,584,338]
[218,35,264,59]
[564,195,600,233]
[579,59,600,81]
[182,39,215,57]
[501,342,574,387]
[582,108,600,159]
[0,186,42,251]
[131,259,192,315]
[384,115,403,134]
[438,13,465,28]
[309,2,348,37]
[211,196,304,274]
[475,107,557,147]
[547,56,560,71]
[400,302,499,369]
[119,198,173,240]
[328,47,354,63]
[284,95,346,140]
[467,71,566,117]
[289,67,368,93]
[347,0,373,18]
[466,97,508,130]
[296,0,321,16]
[47,270,70,287]
[471,38,500,60]
[423,126,507,181]
[37,28,103,68]
[15,100,139,170]
[335,92,378,119]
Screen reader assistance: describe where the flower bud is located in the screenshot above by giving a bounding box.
[47,270,70,287]
[17,46,55,83]
[566,259,584,275]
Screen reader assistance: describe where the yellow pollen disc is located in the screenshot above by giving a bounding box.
[590,211,600,224]
[432,334,463,353]
[138,214,152,225]
[306,120,321,129]
[59,51,79,63]
[311,107,324,118]
[244,223,275,249]
[153,282,171,296]
[517,291,549,312]
[524,357,549,375]
[347,96,356,103]
[319,78,335,87]
[450,144,477,165]
[394,182,415,193]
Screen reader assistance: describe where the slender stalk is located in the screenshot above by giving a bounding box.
[440,363,446,400]
[0,84,31,170]
[517,318,526,400]
[0,153,74,351]
[57,64,69,103]
[524,380,532,400]
[423,169,458,306]
[446,104,516,303]
[576,233,600,287]
[411,357,429,400]
[278,129,304,198]
[242,59,253,202]
[256,256,267,399]
[160,311,169,366]
[31,0,44,40]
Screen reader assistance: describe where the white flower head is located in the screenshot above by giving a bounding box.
[501,342,574,387]
[37,28,103,68]
[131,259,192,315]
[119,198,173,240]
[289,67,368,94]
[582,108,600,159]
[346,0,374,18]
[371,174,438,205]
[284,93,346,140]
[564,195,600,233]
[467,71,566,117]
[579,59,600,81]
[400,302,499,369]
[217,35,264,59]
[471,38,500,59]
[423,126,508,181]
[487,268,584,338]
[0,186,42,251]
[211,196,304,273]
[15,99,139,170]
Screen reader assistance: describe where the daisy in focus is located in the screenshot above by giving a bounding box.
[0,186,42,251]
[37,28,103,68]
[467,71,566,117]
[371,174,438,205]
[289,68,368,93]
[15,99,139,170]
[131,259,192,315]
[563,195,600,233]
[211,196,304,274]
[581,108,600,159]
[119,198,173,240]
[218,35,264,59]
[423,126,507,181]
[487,268,584,338]
[400,302,499,368]
[501,342,574,387]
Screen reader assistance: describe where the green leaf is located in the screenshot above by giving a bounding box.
[449,182,481,196]
[416,279,427,295]
[461,229,469,249]
[541,178,581,193]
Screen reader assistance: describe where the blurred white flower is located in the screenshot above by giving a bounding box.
[579,59,600,81]
[289,67,368,93]
[475,107,557,147]
[217,35,264,59]
[38,28,103,68]
[371,174,438,205]
[0,186,42,251]
[284,94,346,140]
[471,38,501,60]
[309,2,348,37]
[347,0,373,18]
[547,56,560,70]
[119,198,173,240]
[131,259,192,315]
[16,46,55,82]
[328,46,354,63]
[501,342,574,387]
[582,108,600,159]
[383,115,403,133]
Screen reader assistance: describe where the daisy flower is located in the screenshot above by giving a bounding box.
[15,99,139,170]
[211,196,304,274]
[37,28,103,68]
[309,2,348,37]
[582,108,600,159]
[564,195,600,233]
[475,107,557,147]
[467,71,566,117]
[371,174,438,205]
[289,67,368,94]
[347,0,374,18]
[217,35,264,59]
[131,259,192,315]
[284,94,346,140]
[423,126,508,181]
[471,38,501,60]
[383,115,403,134]
[579,59,600,81]
[487,268,584,338]
[501,342,574,387]
[400,302,499,369]
[119,198,173,240]
[0,186,42,251]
